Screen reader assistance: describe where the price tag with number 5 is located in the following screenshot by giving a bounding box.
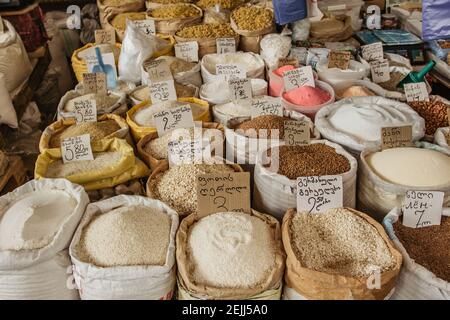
[61,134,94,163]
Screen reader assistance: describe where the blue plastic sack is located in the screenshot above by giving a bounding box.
[273,0,307,25]
[422,0,450,41]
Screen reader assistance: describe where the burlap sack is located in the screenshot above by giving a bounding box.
[146,4,203,35]
[97,0,145,28]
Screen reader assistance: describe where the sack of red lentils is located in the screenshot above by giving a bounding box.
[383,207,450,300]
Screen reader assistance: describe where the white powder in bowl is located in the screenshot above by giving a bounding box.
[0,190,77,251]
[188,211,276,288]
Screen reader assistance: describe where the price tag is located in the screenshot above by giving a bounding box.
[306,48,330,68]
[133,19,156,36]
[361,42,384,62]
[149,79,177,103]
[175,41,199,62]
[82,72,107,96]
[297,175,343,214]
[61,134,94,163]
[144,59,173,83]
[402,190,444,228]
[283,66,315,91]
[73,99,97,123]
[251,96,283,118]
[370,59,390,83]
[381,125,413,150]
[277,57,299,68]
[284,120,310,146]
[328,51,351,70]
[196,172,251,218]
[216,38,236,54]
[215,64,246,81]
[153,104,194,136]
[404,82,429,102]
[228,78,252,101]
[94,29,115,45]
[168,138,202,166]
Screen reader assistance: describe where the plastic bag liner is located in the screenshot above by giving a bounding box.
[272,0,307,25]
[0,178,89,300]
[435,127,450,151]
[282,207,402,300]
[253,140,358,220]
[422,0,450,41]
[176,209,285,300]
[69,195,178,300]
[357,142,450,222]
[382,207,450,300]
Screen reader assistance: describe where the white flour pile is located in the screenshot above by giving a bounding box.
[77,205,171,267]
[0,190,77,251]
[188,212,276,288]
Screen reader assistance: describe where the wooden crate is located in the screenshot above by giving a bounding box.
[0,156,27,195]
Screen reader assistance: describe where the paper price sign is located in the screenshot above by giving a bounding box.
[94,29,115,45]
[370,59,390,83]
[228,78,252,101]
[381,125,412,150]
[144,59,173,83]
[61,134,94,163]
[404,82,429,102]
[133,19,156,36]
[149,80,177,103]
[216,64,246,81]
[73,99,97,123]
[284,120,310,146]
[196,172,251,218]
[296,175,343,214]
[168,139,202,166]
[82,72,107,96]
[402,191,444,228]
[361,42,384,62]
[283,66,315,91]
[251,96,283,118]
[216,38,236,54]
[175,41,199,62]
[328,51,351,70]
[153,104,194,136]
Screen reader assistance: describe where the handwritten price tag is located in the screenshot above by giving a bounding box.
[149,79,177,103]
[328,51,351,70]
[73,99,97,123]
[216,64,246,81]
[82,72,107,96]
[402,190,444,228]
[196,172,251,218]
[228,78,252,101]
[370,59,390,83]
[381,125,413,150]
[175,41,199,62]
[283,66,315,91]
[404,82,429,102]
[361,42,384,62]
[153,104,194,136]
[144,59,173,83]
[134,19,156,36]
[284,120,310,146]
[94,29,115,45]
[216,38,236,54]
[297,175,343,214]
[168,138,202,166]
[61,134,94,163]
[251,96,283,118]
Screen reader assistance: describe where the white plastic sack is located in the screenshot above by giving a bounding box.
[315,58,369,87]
[253,140,358,219]
[0,179,89,300]
[69,195,179,300]
[383,207,450,300]
[435,127,450,151]
[260,33,292,71]
[19,102,41,135]
[0,73,17,128]
[358,142,450,222]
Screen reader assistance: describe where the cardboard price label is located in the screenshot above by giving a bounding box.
[284,120,310,146]
[277,57,299,68]
[328,51,351,70]
[175,41,199,62]
[149,80,177,103]
[168,139,202,166]
[144,59,173,83]
[361,42,384,62]
[370,59,390,83]
[216,38,236,54]
[196,172,251,217]
[404,82,429,102]
[402,190,444,228]
[283,66,315,91]
[251,96,283,118]
[215,64,246,81]
[61,134,94,163]
[228,78,252,101]
[94,29,116,45]
[153,104,194,136]
[133,19,156,36]
[297,175,343,214]
[82,72,107,95]
[381,125,413,150]
[73,99,97,123]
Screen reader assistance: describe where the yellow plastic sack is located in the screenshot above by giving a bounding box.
[126,97,212,142]
[35,138,135,185]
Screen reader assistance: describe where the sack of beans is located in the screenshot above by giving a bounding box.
[358,142,450,221]
[146,161,243,217]
[282,207,402,300]
[201,79,267,107]
[97,0,145,28]
[315,96,426,157]
[176,209,285,299]
[129,83,199,105]
[383,207,450,300]
[253,140,357,219]
[146,3,203,35]
[0,179,89,300]
[69,195,178,300]
[137,122,224,170]
[200,51,265,83]
[39,114,131,153]
[434,126,450,150]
